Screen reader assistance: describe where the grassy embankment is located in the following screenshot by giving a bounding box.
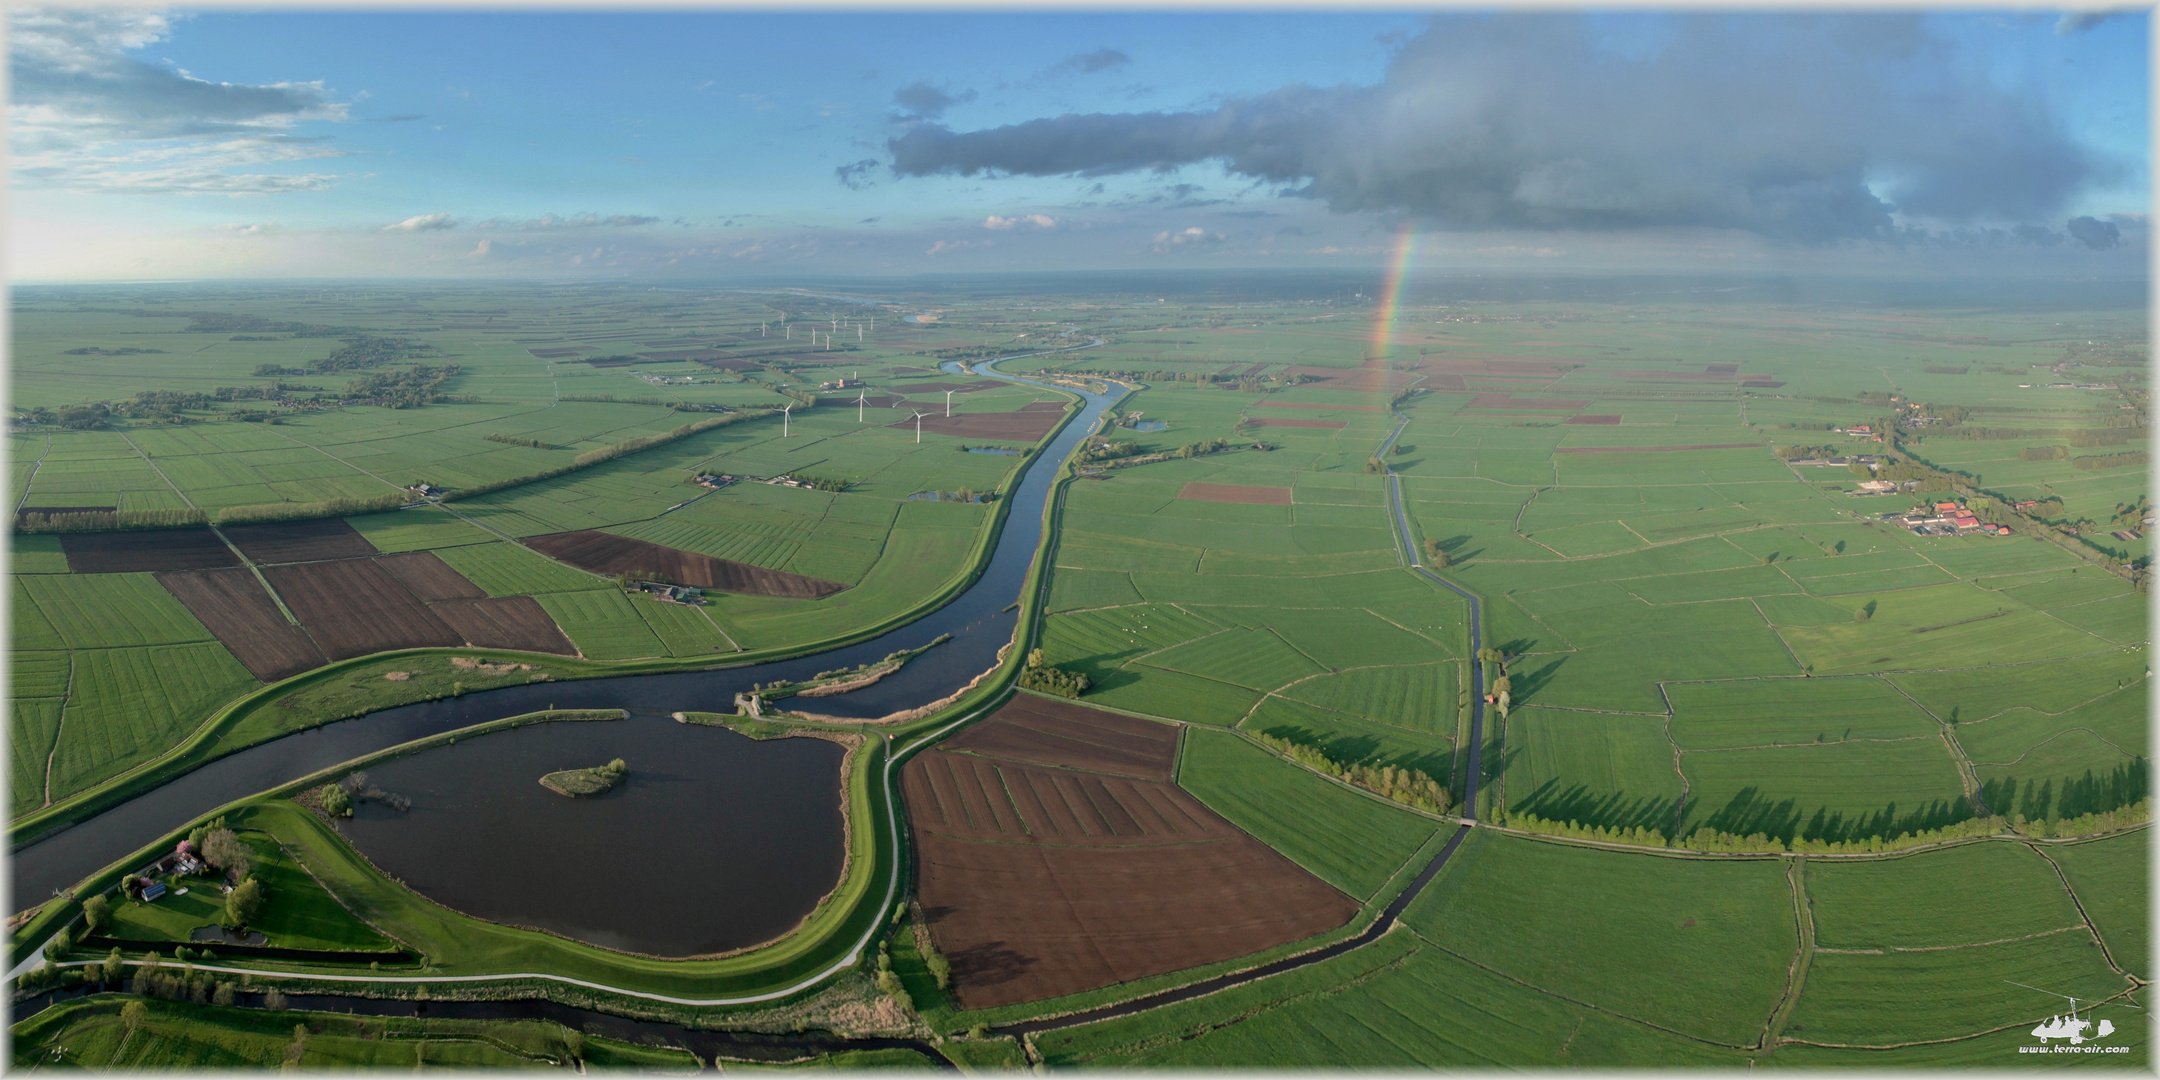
[8,393,1082,852]
[10,381,1094,1007]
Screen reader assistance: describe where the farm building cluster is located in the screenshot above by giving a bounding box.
[1883,500,2014,537]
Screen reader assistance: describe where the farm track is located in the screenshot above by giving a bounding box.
[14,434,53,514]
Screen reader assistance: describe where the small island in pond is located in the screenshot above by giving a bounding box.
[539,758,628,798]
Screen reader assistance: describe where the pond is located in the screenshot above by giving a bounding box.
[333,716,846,957]
[11,349,1117,915]
[1130,420,1168,432]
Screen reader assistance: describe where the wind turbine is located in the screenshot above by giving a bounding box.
[782,404,792,437]
[945,389,956,417]
[857,389,867,423]
[912,410,926,443]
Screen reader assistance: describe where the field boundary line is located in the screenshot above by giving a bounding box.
[2024,839,2142,983]
[42,655,75,809]
[1403,927,1759,1051]
[14,434,53,513]
[1755,857,1814,1051]
[1770,985,2147,1051]
[1880,924,2090,953]
[116,431,197,509]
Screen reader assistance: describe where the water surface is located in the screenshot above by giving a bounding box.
[337,716,844,956]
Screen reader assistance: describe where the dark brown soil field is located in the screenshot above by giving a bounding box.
[904,698,1358,1009]
[374,551,489,602]
[583,355,645,367]
[527,347,594,359]
[526,531,846,599]
[1179,482,1293,506]
[1565,414,1623,425]
[261,559,462,660]
[887,406,1065,442]
[155,567,326,682]
[1465,393,1589,410]
[1246,417,1346,430]
[1611,370,1730,381]
[1554,442,1765,454]
[939,695,1178,781]
[61,529,241,574]
[1254,401,1382,413]
[222,518,380,564]
[1742,379,1786,388]
[432,597,577,655]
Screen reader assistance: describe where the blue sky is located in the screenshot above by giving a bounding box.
[9,8,2149,280]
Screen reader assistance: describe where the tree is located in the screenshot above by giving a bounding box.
[319,783,352,817]
[51,928,72,956]
[102,948,125,986]
[226,878,265,928]
[213,981,237,1007]
[121,1000,148,1033]
[201,829,250,881]
[83,894,110,936]
[264,988,289,1011]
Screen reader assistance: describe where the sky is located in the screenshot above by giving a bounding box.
[8,7,2151,281]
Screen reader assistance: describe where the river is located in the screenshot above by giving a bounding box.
[11,350,1118,912]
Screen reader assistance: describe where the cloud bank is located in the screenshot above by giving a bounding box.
[10,7,350,195]
[887,14,2109,242]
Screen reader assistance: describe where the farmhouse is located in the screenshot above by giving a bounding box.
[640,582,704,605]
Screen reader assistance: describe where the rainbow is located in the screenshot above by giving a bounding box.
[1366,223,1420,364]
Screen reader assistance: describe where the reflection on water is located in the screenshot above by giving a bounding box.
[336,716,845,957]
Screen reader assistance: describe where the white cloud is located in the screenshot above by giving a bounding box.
[983,213,1057,230]
[1150,225,1224,253]
[9,7,351,195]
[383,212,456,232]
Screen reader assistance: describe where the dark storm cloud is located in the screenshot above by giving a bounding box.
[891,81,974,121]
[1052,49,1131,75]
[887,14,2103,242]
[2065,215,2122,249]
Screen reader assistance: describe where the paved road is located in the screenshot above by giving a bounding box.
[999,409,1489,1037]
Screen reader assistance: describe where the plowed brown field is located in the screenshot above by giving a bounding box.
[905,697,1357,1009]
[526,532,845,599]
[222,518,380,564]
[887,401,1066,442]
[61,529,240,574]
[155,567,325,682]
[432,596,578,655]
[375,551,489,602]
[261,559,462,660]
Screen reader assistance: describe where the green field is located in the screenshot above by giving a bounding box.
[8,281,2150,1067]
[1178,727,1443,900]
[1403,831,1799,1046]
